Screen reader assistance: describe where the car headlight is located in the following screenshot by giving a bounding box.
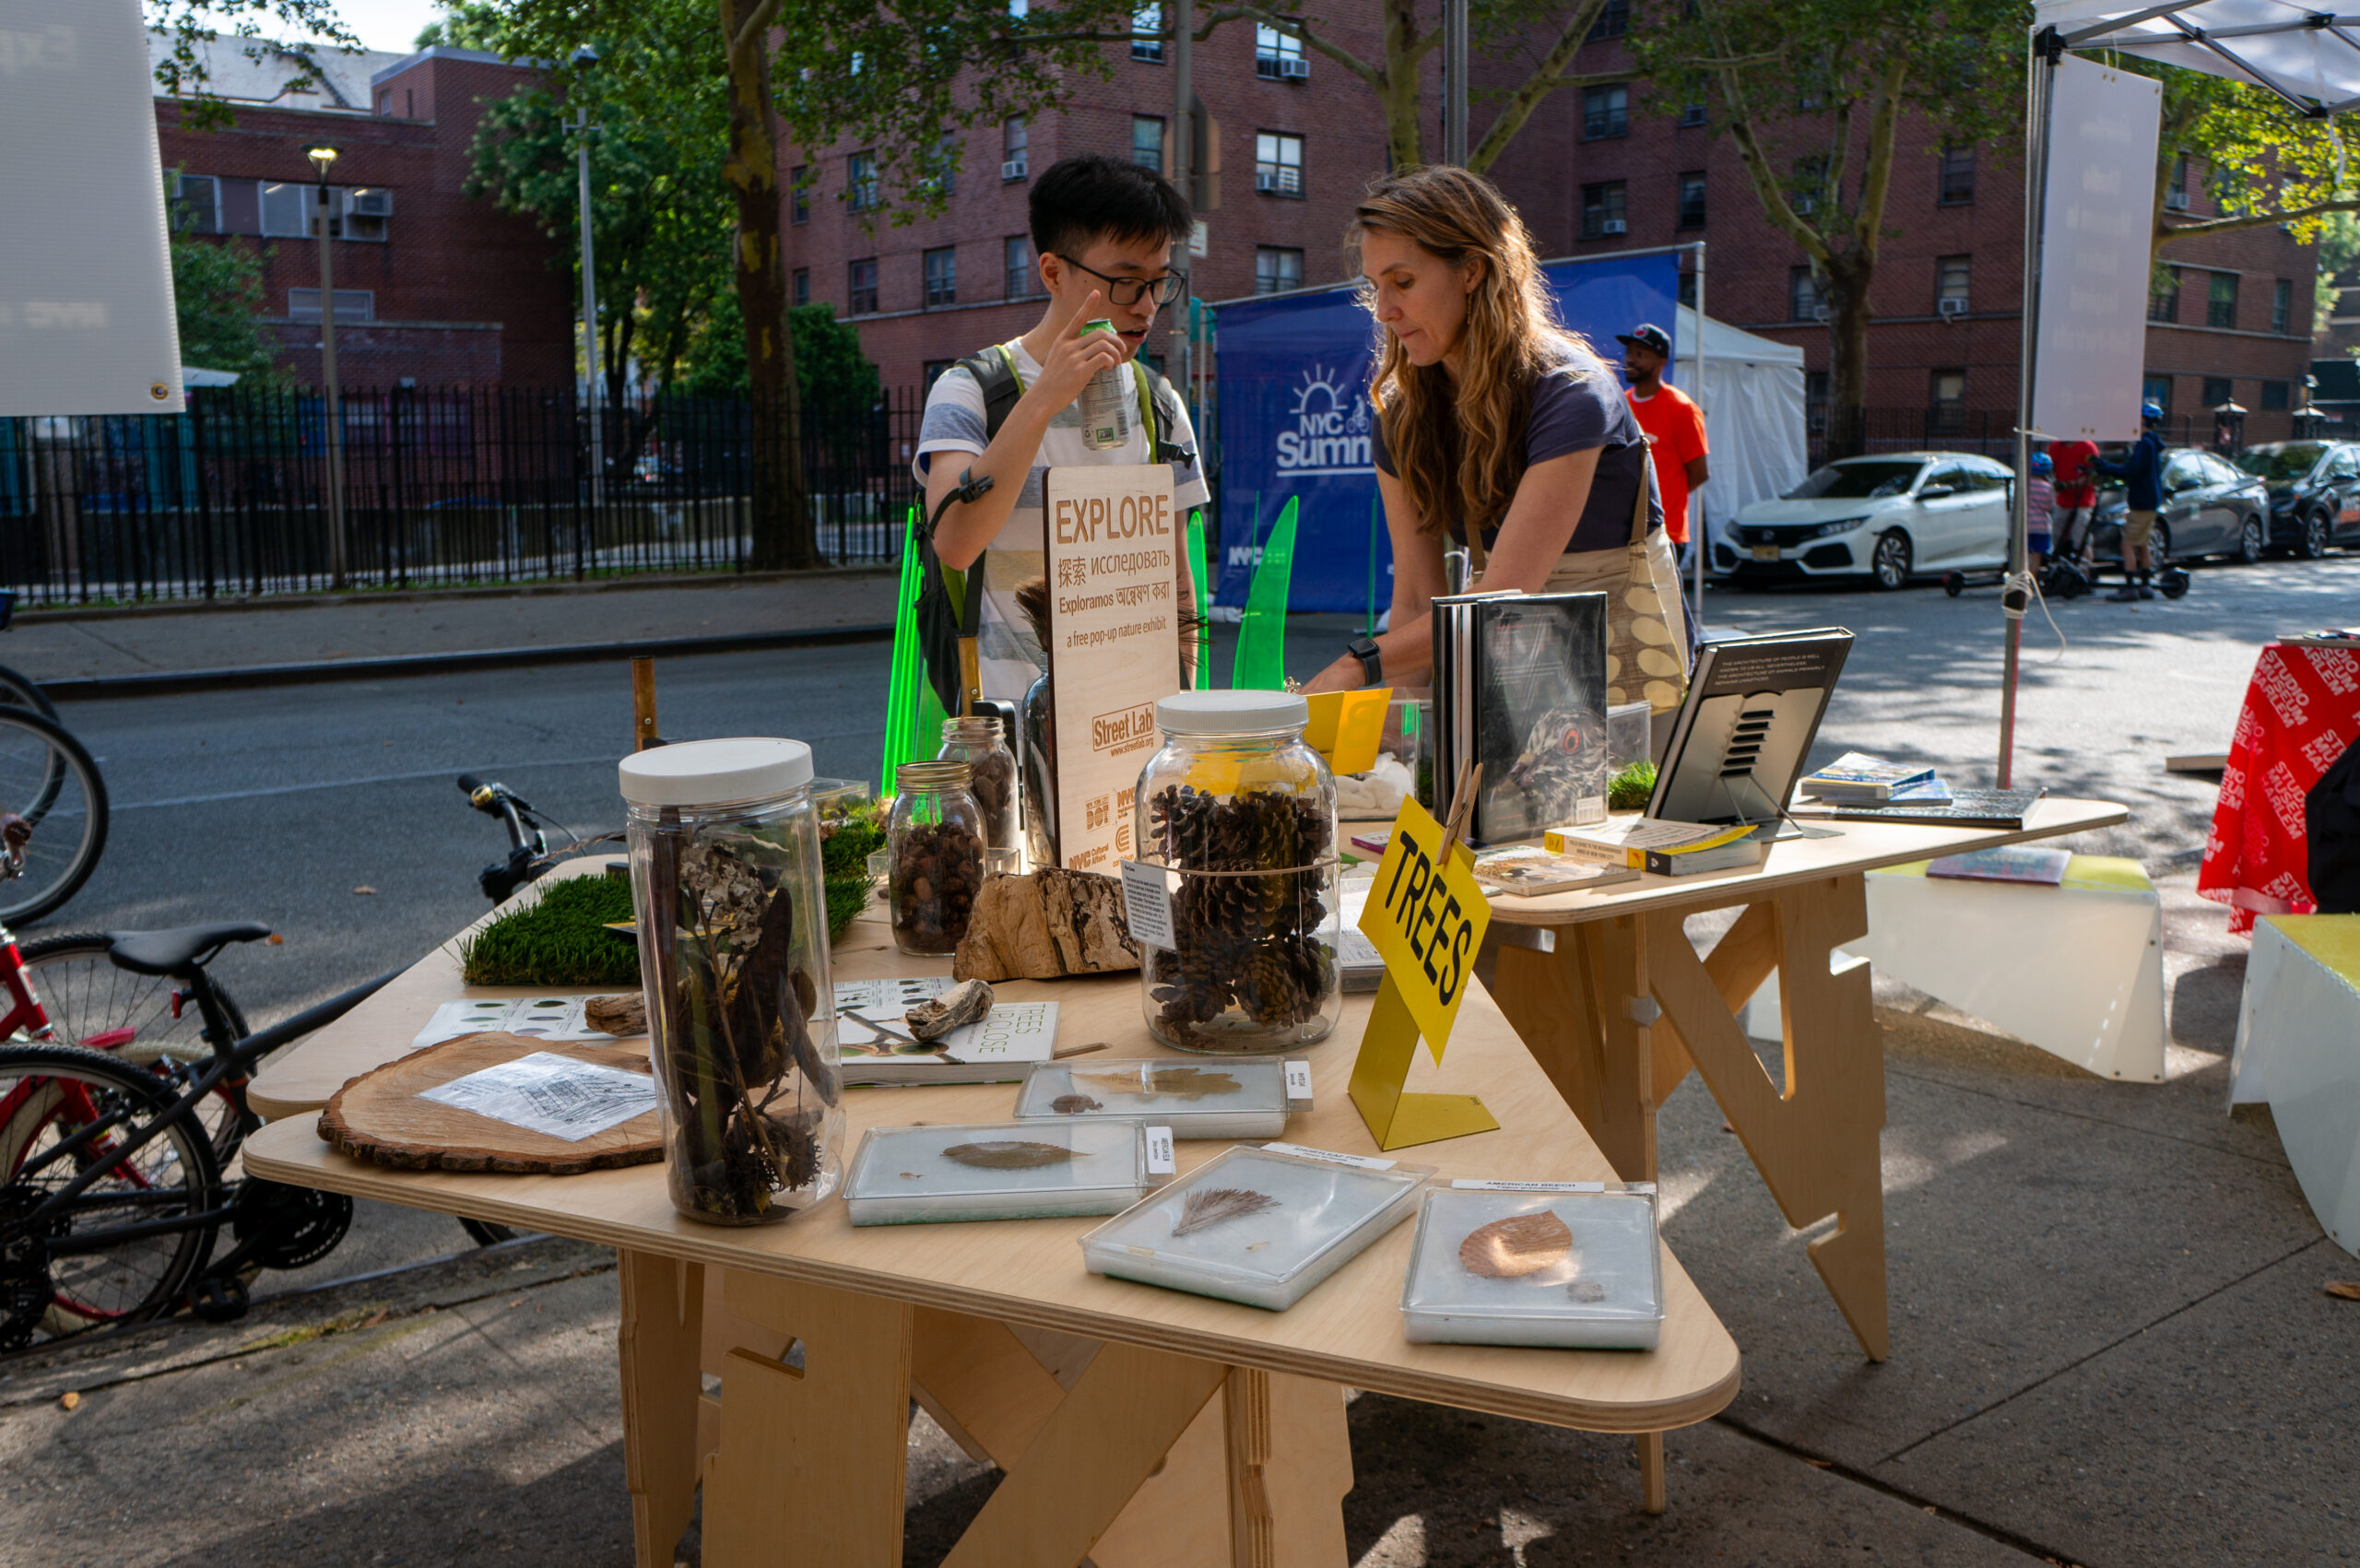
[1811,517,1870,538]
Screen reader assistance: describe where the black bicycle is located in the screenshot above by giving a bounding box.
[0,590,110,925]
[459,772,620,901]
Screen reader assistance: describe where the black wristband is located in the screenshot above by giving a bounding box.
[1346,635,1382,685]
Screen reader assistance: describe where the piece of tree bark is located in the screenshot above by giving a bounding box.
[954,867,1140,982]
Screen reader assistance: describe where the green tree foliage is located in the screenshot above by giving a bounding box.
[149,1,359,128]
[2148,69,2360,261]
[678,295,880,424]
[170,226,285,384]
[2314,211,2360,341]
[1627,0,2020,446]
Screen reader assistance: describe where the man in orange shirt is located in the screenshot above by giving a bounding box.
[1618,324,1709,558]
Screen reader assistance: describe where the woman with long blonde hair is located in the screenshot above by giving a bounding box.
[1304,165,1688,709]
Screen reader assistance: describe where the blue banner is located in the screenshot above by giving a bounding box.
[1211,251,1683,611]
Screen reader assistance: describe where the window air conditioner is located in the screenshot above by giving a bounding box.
[1001,159,1027,180]
[1937,297,1968,317]
[1280,55,1309,78]
[1257,169,1300,195]
[1584,118,1608,137]
[1680,105,1706,126]
[1600,218,1627,235]
[2165,189,2189,211]
[348,188,393,218]
[1812,304,1831,322]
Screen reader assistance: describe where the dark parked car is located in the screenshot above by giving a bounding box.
[2088,446,2270,565]
[2230,440,2360,558]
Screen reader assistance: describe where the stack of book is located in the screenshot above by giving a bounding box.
[1546,818,1765,878]
[1432,590,1611,843]
[1791,752,2045,829]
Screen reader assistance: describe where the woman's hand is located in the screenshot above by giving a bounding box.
[1024,289,1124,415]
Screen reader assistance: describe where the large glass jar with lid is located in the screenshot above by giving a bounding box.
[620,737,842,1226]
[937,714,1020,855]
[1134,690,1341,1054]
[888,760,986,956]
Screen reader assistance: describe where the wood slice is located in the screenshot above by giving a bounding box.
[319,1032,665,1175]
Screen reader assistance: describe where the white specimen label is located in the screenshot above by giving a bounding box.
[1145,1126,1175,1175]
[1119,860,1176,949]
[1282,1059,1314,1105]
[1450,1179,1608,1193]
[1261,1141,1395,1171]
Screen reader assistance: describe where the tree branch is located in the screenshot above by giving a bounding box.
[1849,51,1908,255]
[2161,195,2360,245]
[1233,5,1387,87]
[1468,0,1610,174]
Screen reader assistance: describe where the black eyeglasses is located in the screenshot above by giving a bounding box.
[1055,254,1188,308]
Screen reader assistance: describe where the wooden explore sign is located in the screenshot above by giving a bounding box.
[1348,792,1501,1150]
[1042,464,1186,874]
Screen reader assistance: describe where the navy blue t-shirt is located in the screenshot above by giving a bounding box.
[1374,351,1660,554]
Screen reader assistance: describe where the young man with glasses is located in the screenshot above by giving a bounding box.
[916,154,1207,705]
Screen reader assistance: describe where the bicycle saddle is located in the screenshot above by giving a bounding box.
[103,923,274,977]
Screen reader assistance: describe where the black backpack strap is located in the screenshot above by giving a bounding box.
[962,345,1024,443]
[1133,362,1197,469]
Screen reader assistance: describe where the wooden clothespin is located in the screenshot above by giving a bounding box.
[631,657,661,751]
[1438,760,1482,865]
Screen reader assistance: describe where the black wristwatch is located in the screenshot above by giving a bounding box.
[1346,635,1383,685]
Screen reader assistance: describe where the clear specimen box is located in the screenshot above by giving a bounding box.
[1079,1142,1433,1311]
[842,1119,1171,1226]
[1012,1057,1313,1139]
[1398,1182,1664,1350]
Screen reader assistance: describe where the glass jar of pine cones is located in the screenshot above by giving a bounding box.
[1135,691,1341,1054]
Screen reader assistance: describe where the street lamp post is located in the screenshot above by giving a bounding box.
[571,47,603,513]
[308,144,348,591]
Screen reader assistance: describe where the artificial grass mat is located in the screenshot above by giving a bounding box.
[457,873,641,987]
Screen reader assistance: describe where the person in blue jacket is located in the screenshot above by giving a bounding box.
[2093,404,2166,601]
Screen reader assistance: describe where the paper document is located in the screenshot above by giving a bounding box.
[419,1051,658,1141]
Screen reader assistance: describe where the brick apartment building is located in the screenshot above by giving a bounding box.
[154,39,573,387]
[779,10,1391,395]
[784,4,2317,454]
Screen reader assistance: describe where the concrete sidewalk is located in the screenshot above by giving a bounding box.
[3,571,898,688]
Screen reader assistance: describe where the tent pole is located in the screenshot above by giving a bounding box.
[2001,28,2059,789]
[1691,240,1707,647]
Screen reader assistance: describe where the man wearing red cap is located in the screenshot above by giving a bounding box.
[1619,324,1709,558]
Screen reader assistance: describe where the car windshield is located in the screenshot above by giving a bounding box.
[2233,443,2327,481]
[1785,461,1923,501]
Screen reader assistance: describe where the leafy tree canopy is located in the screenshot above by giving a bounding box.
[168,223,285,384]
[678,295,880,423]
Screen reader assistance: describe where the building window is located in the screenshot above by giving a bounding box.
[1678,270,1696,307]
[1791,156,1827,216]
[793,268,808,307]
[1680,101,1706,128]
[924,246,958,308]
[790,166,809,224]
[2166,155,2190,211]
[1587,0,1631,41]
[1582,84,1629,140]
[1005,235,1035,300]
[1132,2,1163,61]
[849,257,879,316]
[1257,24,1306,78]
[2208,271,2238,329]
[1929,369,1966,433]
[287,289,372,322]
[927,136,959,199]
[1935,254,1970,313]
[1805,371,1829,438]
[2142,373,2173,417]
[1132,115,1166,171]
[1579,182,1627,240]
[847,151,879,212]
[2201,375,2234,407]
[2149,266,2179,324]
[1939,144,1975,205]
[1790,266,1823,321]
[1255,132,1304,197]
[1002,119,1028,181]
[1676,171,1705,230]
[2272,277,2293,334]
[1255,246,1304,295]
[260,181,313,238]
[169,172,219,233]
[2261,379,2291,410]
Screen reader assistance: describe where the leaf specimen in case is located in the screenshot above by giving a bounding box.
[943,1139,1077,1170]
[1457,1211,1573,1279]
[1050,1094,1103,1114]
[1171,1186,1280,1237]
[1073,1066,1241,1102]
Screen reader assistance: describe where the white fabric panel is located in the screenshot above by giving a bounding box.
[1673,307,1809,539]
[2034,1,2360,105]
[0,0,183,416]
[2031,57,2163,442]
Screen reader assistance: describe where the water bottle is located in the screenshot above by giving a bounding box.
[1077,319,1132,451]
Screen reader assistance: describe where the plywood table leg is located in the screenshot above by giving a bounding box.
[617,1249,703,1568]
[701,1271,914,1568]
[1223,1368,1351,1567]
[1635,1432,1666,1515]
[1648,877,1891,1360]
[1491,914,1664,1181]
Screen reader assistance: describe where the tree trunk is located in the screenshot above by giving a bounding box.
[1822,253,1873,459]
[1380,0,1426,168]
[720,0,818,570]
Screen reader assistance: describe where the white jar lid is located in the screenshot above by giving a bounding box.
[1155,690,1310,734]
[619,737,813,807]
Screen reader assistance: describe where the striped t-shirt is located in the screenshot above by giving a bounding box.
[914,339,1210,703]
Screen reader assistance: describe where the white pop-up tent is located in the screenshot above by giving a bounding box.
[2032,2,2360,108]
[1673,305,1809,546]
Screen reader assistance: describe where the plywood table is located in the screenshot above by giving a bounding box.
[244,873,1741,1567]
[1479,797,2129,1362]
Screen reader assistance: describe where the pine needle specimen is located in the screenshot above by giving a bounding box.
[1171,1186,1280,1237]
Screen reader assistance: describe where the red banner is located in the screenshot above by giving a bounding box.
[2199,643,2360,934]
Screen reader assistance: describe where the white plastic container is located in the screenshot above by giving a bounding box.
[1079,1143,1432,1310]
[1013,1057,1313,1139]
[1398,1182,1664,1350]
[843,1119,1171,1226]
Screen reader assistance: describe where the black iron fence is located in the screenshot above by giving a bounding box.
[0,383,925,605]
[1806,407,2260,470]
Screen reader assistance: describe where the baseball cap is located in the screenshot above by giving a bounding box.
[1615,324,1671,356]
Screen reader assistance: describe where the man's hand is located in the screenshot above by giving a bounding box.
[1026,289,1125,415]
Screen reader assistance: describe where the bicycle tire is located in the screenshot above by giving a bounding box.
[18,934,253,1168]
[0,1042,221,1350]
[0,663,59,725]
[0,710,106,927]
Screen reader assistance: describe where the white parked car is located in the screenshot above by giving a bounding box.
[1713,451,2014,589]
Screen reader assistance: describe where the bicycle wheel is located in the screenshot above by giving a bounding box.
[18,935,252,1169]
[0,709,108,927]
[0,663,59,725]
[0,1043,221,1350]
